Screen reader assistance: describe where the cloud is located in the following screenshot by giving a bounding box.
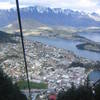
[0,2,15,9]
[96,9,100,14]
[0,0,100,13]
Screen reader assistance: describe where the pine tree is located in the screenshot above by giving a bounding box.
[0,68,27,100]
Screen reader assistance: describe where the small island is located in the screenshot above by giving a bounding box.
[76,42,100,53]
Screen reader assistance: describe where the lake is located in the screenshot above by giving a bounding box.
[78,32,100,43]
[26,34,100,82]
[89,71,100,83]
[26,36,100,61]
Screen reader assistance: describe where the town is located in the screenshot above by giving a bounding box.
[0,35,98,90]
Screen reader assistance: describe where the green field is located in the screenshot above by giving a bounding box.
[16,80,48,89]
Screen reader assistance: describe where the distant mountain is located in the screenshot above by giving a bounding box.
[88,12,100,21]
[0,9,17,27]
[3,18,45,30]
[0,6,100,27]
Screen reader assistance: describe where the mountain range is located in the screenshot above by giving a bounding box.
[0,6,100,28]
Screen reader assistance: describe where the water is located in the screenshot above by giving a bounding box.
[89,71,100,82]
[78,32,100,43]
[26,36,100,61]
[26,34,100,82]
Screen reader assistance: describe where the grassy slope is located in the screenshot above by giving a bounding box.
[16,80,48,89]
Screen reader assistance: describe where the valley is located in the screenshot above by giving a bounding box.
[0,6,100,92]
[0,31,100,91]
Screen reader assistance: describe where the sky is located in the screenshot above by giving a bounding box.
[0,0,100,14]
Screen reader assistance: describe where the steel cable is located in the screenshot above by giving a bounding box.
[15,0,31,99]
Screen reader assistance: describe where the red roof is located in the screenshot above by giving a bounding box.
[49,94,56,100]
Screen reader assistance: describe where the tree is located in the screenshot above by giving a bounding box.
[57,84,77,100]
[0,68,27,100]
[94,82,100,100]
[57,84,93,100]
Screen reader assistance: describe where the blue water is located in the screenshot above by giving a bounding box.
[78,32,100,43]
[26,35,100,81]
[26,36,100,61]
[89,71,100,82]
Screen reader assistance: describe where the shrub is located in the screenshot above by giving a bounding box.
[57,84,94,100]
[94,83,100,100]
[0,68,27,100]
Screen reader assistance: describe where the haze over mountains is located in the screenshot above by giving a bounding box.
[0,6,100,28]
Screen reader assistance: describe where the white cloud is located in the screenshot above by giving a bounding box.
[0,0,100,13]
[0,2,15,9]
[96,9,100,14]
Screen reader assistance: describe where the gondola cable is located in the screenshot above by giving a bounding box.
[15,0,31,99]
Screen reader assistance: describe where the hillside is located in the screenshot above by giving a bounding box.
[0,31,17,43]
[1,18,46,33]
[0,68,27,100]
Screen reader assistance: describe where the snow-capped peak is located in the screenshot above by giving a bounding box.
[35,6,49,13]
